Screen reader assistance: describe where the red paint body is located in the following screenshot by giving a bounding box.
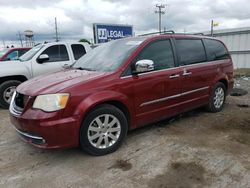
[0,47,30,61]
[10,35,234,149]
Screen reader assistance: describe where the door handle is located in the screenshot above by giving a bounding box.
[169,74,180,79]
[183,69,192,76]
[183,72,192,76]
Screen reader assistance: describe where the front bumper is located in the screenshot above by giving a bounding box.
[10,109,81,149]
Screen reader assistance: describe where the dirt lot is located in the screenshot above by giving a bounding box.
[0,79,250,188]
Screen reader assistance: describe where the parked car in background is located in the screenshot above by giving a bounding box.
[9,34,234,155]
[0,41,91,108]
[0,47,31,61]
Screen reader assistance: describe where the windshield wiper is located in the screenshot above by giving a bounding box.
[74,67,96,71]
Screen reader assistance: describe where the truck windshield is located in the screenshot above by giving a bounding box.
[19,44,44,61]
[73,38,144,72]
[0,49,9,58]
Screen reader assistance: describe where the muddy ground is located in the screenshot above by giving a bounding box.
[0,79,250,188]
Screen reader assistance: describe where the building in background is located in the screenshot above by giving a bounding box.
[205,27,250,69]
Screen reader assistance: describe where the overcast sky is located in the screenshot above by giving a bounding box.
[1,0,250,47]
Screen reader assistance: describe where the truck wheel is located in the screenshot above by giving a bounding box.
[80,104,128,156]
[0,80,21,109]
[206,82,226,113]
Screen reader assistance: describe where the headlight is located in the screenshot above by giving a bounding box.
[33,93,69,112]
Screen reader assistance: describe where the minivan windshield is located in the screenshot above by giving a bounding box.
[73,38,144,72]
[19,44,44,61]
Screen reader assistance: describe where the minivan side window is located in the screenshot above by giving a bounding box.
[135,39,175,71]
[204,39,230,61]
[176,39,206,65]
[71,44,86,60]
[40,45,69,62]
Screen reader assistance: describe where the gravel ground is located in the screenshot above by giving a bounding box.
[0,79,250,188]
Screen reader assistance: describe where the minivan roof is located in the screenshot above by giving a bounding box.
[122,33,220,45]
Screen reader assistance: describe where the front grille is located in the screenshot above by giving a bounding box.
[14,92,27,108]
[9,92,29,116]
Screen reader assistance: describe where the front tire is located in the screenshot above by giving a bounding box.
[0,80,21,109]
[80,104,128,156]
[206,82,226,112]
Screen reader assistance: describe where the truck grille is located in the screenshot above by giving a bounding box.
[9,92,29,116]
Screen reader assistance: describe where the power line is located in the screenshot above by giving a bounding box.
[155,4,166,33]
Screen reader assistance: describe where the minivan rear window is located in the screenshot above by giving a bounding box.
[204,39,230,61]
[176,39,206,65]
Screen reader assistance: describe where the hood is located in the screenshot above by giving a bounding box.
[17,69,108,96]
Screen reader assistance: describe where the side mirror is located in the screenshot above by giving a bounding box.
[132,59,154,74]
[37,54,49,64]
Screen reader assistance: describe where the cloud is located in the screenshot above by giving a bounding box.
[1,0,250,47]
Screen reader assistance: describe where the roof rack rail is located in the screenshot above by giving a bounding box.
[138,31,205,37]
[172,32,204,36]
[193,32,204,35]
[139,30,175,36]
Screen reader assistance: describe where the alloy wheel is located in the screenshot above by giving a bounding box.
[213,87,225,109]
[87,114,121,149]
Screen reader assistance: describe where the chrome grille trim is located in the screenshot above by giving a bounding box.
[14,127,44,140]
[9,91,23,117]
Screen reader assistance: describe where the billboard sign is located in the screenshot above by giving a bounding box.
[93,23,133,44]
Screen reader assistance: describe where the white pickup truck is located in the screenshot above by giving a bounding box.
[0,41,91,108]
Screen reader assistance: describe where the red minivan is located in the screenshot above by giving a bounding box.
[9,34,234,155]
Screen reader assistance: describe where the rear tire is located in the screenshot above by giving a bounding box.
[206,82,226,113]
[0,80,21,109]
[80,104,128,156]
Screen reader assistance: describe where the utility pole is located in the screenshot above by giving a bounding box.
[211,20,219,37]
[2,39,5,48]
[155,4,166,33]
[17,31,23,47]
[55,17,59,42]
[211,20,214,37]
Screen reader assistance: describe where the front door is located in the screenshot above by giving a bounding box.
[129,39,182,127]
[32,44,71,77]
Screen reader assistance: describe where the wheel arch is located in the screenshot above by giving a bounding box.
[0,75,28,85]
[217,78,229,94]
[218,79,228,89]
[74,91,135,129]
